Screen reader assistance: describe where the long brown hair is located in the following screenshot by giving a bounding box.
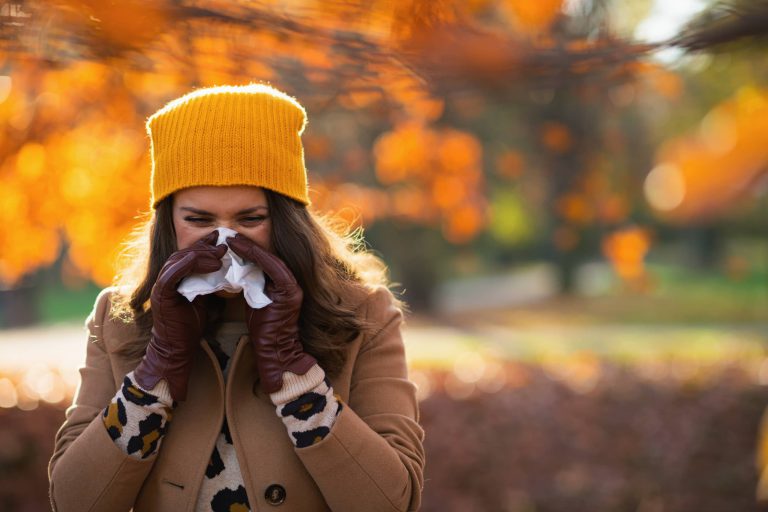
[109,188,403,378]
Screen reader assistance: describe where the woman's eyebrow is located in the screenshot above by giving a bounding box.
[180,206,268,215]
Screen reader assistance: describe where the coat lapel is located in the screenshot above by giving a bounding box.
[134,339,225,512]
[226,336,329,511]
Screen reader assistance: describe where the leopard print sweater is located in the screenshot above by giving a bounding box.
[101,320,342,511]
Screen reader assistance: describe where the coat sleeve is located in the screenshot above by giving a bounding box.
[295,285,426,512]
[48,287,157,512]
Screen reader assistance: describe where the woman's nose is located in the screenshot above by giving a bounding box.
[216,221,236,231]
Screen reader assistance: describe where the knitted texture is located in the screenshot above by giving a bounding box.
[146,83,310,208]
[102,370,174,460]
[270,368,344,449]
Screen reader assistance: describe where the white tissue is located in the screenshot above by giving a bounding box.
[177,227,272,309]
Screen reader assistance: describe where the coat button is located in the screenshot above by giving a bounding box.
[264,484,286,506]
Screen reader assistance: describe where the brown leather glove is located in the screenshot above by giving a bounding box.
[133,230,228,401]
[226,232,317,394]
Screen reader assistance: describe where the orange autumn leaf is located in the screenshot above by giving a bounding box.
[339,87,384,109]
[392,186,430,221]
[601,226,652,283]
[443,203,484,243]
[303,134,334,161]
[630,61,683,101]
[386,72,445,122]
[437,129,482,174]
[597,195,629,224]
[495,150,524,179]
[648,86,768,222]
[374,121,434,184]
[309,181,390,225]
[58,0,171,51]
[390,0,461,45]
[540,121,573,153]
[556,193,593,225]
[373,119,485,242]
[501,0,563,33]
[432,175,467,210]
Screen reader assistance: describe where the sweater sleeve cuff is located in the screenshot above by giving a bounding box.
[102,371,175,460]
[269,364,326,405]
[131,373,174,407]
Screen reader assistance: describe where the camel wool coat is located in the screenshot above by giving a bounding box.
[48,284,425,512]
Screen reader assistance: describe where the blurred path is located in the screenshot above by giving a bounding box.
[2,320,766,374]
[0,323,88,373]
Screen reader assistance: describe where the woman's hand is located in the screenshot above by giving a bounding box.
[226,232,317,394]
[133,230,228,401]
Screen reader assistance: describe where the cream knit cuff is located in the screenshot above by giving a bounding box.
[269,364,326,405]
[127,370,175,406]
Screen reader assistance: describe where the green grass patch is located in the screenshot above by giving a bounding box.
[38,283,102,325]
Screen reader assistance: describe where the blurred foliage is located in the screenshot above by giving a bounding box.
[648,86,768,223]
[2,353,767,511]
[0,0,765,301]
[418,361,768,512]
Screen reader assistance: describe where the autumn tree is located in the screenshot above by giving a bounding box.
[1,0,766,313]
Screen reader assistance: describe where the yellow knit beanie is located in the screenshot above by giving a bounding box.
[146,83,310,209]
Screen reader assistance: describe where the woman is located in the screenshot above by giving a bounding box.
[47,83,425,512]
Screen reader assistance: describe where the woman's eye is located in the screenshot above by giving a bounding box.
[183,216,266,224]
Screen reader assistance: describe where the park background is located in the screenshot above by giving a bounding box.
[1,0,768,510]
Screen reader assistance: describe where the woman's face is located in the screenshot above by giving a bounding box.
[172,185,273,252]
[172,185,273,298]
